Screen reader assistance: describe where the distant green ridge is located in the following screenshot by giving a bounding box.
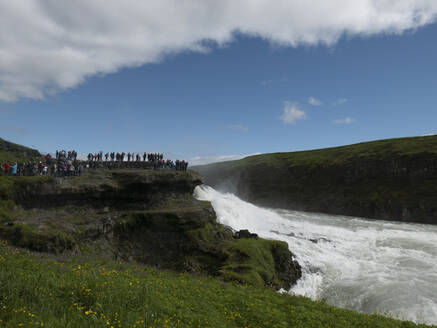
[198,135,437,169]
[0,137,41,163]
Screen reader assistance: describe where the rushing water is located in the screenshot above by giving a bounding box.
[194,185,437,325]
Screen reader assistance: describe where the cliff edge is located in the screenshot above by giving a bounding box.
[0,169,301,290]
[194,135,437,224]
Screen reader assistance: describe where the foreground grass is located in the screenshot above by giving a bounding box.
[0,242,433,328]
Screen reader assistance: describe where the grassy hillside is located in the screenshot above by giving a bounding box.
[0,242,433,328]
[194,135,437,223]
[198,135,437,170]
[0,138,41,163]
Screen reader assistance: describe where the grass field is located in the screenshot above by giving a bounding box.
[0,241,433,328]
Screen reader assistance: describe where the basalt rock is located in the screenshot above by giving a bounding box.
[235,229,258,239]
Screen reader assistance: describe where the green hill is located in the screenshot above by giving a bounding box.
[194,135,437,224]
[0,137,41,163]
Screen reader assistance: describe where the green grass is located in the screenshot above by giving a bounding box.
[0,242,433,328]
[196,135,437,170]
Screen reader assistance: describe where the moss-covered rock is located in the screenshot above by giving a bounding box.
[0,169,301,290]
[221,238,301,289]
[0,223,75,253]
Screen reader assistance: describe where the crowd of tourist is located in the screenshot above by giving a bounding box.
[83,151,188,171]
[56,150,78,161]
[0,159,84,177]
[85,152,164,162]
[0,150,189,177]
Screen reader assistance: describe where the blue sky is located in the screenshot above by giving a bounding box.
[1,2,437,164]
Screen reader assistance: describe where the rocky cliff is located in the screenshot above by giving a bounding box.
[0,169,301,290]
[194,135,437,224]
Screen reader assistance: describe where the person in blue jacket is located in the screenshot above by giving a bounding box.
[11,162,18,176]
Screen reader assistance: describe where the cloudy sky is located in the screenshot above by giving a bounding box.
[1,1,437,163]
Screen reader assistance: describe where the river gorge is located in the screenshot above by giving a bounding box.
[195,185,437,325]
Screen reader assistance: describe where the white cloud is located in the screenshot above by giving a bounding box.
[227,124,249,132]
[1,1,437,101]
[2,125,29,135]
[260,80,273,86]
[332,98,348,106]
[332,117,356,124]
[189,153,261,166]
[280,102,307,125]
[308,96,322,106]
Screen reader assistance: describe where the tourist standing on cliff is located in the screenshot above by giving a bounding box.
[78,163,84,176]
[10,163,18,176]
[51,163,57,177]
[4,162,10,175]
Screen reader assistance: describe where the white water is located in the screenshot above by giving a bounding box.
[195,185,437,325]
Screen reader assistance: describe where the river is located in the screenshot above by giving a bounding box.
[195,185,437,325]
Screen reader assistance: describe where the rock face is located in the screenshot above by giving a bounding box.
[194,135,437,224]
[0,169,301,290]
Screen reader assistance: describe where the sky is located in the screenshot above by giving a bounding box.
[1,1,437,164]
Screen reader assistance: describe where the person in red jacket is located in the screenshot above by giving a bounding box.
[4,162,10,176]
